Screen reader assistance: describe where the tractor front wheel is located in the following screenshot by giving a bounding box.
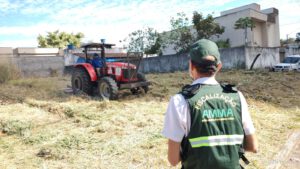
[71,68,93,95]
[98,77,118,100]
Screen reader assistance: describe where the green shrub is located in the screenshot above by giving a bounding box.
[216,39,230,49]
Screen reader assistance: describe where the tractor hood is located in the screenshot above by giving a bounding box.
[106,62,136,69]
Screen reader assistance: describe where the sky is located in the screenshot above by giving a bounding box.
[0,0,299,47]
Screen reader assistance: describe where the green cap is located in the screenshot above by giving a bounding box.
[189,39,221,64]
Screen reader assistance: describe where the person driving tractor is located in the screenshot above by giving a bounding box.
[89,53,105,76]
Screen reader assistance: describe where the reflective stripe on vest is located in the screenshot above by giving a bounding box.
[189,134,244,148]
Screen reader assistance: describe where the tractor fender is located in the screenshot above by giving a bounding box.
[74,63,97,82]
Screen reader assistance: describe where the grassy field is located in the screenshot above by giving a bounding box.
[0,70,299,169]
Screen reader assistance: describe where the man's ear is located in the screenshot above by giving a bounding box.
[216,63,222,72]
[189,60,195,71]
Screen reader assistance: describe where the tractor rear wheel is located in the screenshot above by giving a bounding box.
[98,77,118,100]
[71,68,94,95]
[137,72,149,93]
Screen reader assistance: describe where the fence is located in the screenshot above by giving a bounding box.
[139,46,281,73]
[1,46,299,77]
[0,47,64,77]
[139,53,189,73]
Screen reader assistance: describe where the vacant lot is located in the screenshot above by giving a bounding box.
[0,70,299,169]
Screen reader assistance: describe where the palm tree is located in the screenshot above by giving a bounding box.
[234,17,256,46]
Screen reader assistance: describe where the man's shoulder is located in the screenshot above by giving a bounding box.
[179,84,202,99]
[166,93,190,114]
[220,83,238,93]
[170,93,187,105]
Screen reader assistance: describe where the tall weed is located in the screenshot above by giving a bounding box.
[0,63,20,83]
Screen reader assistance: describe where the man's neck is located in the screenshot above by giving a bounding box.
[193,74,215,81]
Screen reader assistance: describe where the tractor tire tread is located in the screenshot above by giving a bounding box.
[99,77,118,100]
[72,68,93,95]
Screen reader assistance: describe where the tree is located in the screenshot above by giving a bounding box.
[37,30,84,49]
[123,27,162,55]
[192,12,224,39]
[162,12,225,54]
[280,38,295,46]
[215,39,230,49]
[145,35,162,55]
[295,32,300,43]
[162,12,194,53]
[234,17,256,46]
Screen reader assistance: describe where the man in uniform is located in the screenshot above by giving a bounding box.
[162,39,258,169]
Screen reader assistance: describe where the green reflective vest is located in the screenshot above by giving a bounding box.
[180,84,244,169]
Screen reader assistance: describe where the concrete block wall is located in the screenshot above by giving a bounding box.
[140,46,280,73]
[1,46,283,76]
[14,56,64,77]
[16,48,59,56]
[219,47,246,69]
[245,47,279,69]
[140,53,189,73]
[0,47,64,77]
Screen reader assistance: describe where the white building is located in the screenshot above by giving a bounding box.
[213,3,280,48]
[162,3,280,55]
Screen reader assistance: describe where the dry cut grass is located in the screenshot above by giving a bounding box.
[0,70,299,169]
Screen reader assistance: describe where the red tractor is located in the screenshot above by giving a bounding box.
[71,43,150,100]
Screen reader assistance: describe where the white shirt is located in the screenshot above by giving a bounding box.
[162,77,255,142]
